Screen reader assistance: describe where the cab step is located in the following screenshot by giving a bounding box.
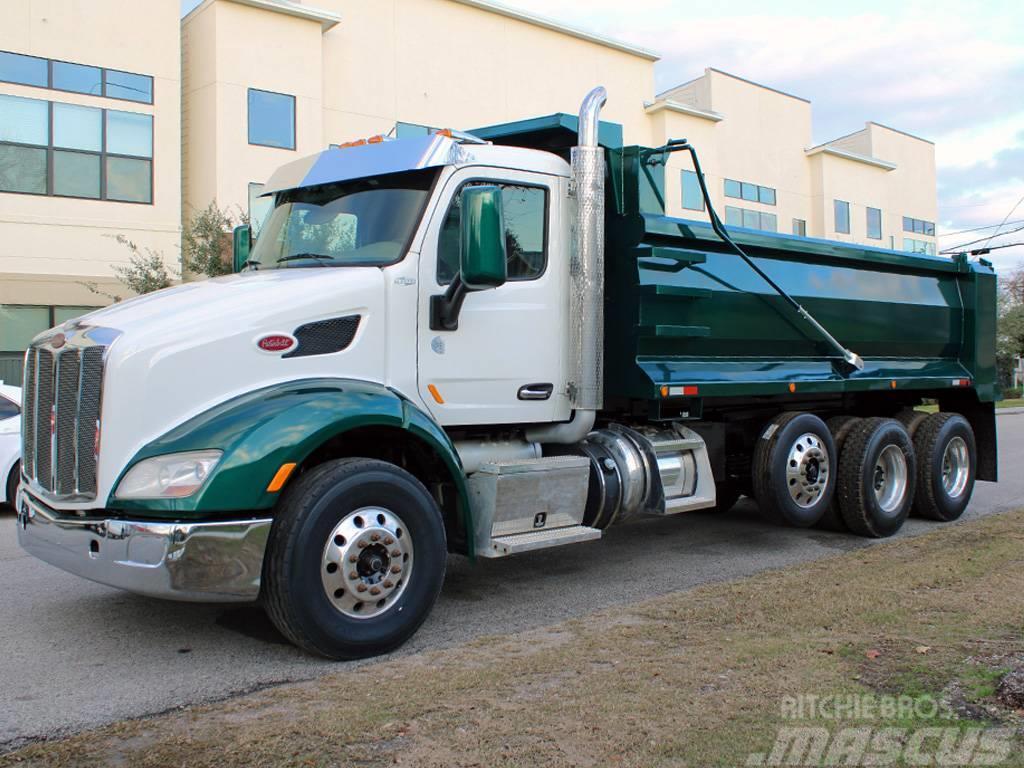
[481,525,602,558]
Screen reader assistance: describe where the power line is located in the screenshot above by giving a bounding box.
[940,218,1024,238]
[980,192,1024,251]
[941,223,1024,253]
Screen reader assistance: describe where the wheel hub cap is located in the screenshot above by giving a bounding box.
[321,507,413,619]
[941,436,969,499]
[786,433,830,508]
[873,444,908,514]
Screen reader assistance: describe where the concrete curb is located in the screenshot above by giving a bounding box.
[998,407,1024,415]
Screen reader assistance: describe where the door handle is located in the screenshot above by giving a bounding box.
[518,383,554,401]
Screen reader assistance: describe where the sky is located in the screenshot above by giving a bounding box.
[181,0,1024,271]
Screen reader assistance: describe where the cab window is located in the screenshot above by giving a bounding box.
[0,395,18,421]
[437,182,547,284]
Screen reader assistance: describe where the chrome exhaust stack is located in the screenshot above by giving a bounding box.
[570,85,607,413]
[526,86,607,447]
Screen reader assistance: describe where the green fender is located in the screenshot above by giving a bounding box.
[107,378,473,553]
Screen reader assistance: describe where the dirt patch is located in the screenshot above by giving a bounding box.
[5,511,1024,767]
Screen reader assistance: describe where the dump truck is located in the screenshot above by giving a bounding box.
[16,88,998,659]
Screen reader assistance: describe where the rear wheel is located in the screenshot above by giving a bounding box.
[816,416,861,532]
[911,413,976,522]
[837,418,916,538]
[262,458,447,660]
[5,461,19,509]
[752,412,836,527]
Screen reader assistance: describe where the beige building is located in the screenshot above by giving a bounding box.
[0,0,937,382]
[0,0,181,381]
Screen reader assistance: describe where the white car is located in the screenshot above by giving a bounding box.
[0,382,21,508]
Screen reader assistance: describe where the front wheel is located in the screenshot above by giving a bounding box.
[262,458,447,660]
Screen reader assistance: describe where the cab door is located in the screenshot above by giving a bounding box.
[416,168,569,426]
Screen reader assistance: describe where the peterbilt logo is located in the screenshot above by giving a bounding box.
[257,335,295,353]
[50,333,66,349]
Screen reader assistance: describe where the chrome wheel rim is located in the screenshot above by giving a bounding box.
[941,436,970,499]
[321,507,413,620]
[785,432,830,508]
[873,445,908,514]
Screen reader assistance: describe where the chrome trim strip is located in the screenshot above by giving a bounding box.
[16,491,272,603]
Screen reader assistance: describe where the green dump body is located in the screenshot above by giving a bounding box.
[472,113,998,478]
[603,145,998,409]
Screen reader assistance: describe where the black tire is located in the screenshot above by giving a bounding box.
[911,413,976,522]
[895,409,929,439]
[752,412,836,527]
[816,416,861,532]
[837,418,916,538]
[262,458,447,660]
[5,461,19,509]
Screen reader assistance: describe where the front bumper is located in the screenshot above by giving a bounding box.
[16,489,272,602]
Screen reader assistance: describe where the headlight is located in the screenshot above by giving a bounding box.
[115,450,223,500]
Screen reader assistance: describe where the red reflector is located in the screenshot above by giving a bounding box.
[682,385,699,396]
[952,378,970,387]
[257,335,295,353]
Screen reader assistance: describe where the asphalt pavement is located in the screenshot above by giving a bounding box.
[2,414,1022,750]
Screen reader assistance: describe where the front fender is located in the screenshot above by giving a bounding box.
[107,379,469,533]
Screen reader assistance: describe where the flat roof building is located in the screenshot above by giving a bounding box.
[0,0,938,382]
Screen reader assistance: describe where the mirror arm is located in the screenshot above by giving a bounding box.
[429,274,469,331]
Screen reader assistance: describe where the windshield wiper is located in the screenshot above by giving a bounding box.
[276,253,334,265]
[240,259,261,271]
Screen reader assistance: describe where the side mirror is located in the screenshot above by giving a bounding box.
[430,186,507,331]
[459,186,507,289]
[232,225,252,272]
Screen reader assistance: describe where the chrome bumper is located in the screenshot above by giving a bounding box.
[15,489,272,602]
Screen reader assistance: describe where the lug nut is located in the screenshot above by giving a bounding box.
[357,540,368,548]
[348,554,358,563]
[390,565,401,574]
[390,549,401,557]
[370,533,380,542]
[383,537,394,545]
[383,580,393,588]
[369,586,381,596]
[349,571,358,580]
[356,584,368,593]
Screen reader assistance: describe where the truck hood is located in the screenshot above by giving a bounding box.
[72,267,393,508]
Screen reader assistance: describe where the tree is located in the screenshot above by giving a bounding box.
[997,264,1024,388]
[82,235,179,303]
[182,201,248,278]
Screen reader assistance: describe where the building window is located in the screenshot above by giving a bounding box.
[834,200,851,234]
[104,69,153,103]
[52,60,103,96]
[248,88,295,150]
[0,49,153,104]
[438,183,547,284]
[903,216,935,236]
[725,205,777,232]
[793,218,807,236]
[725,178,776,206]
[0,94,152,203]
[681,170,704,211]
[248,182,274,237]
[0,304,97,383]
[904,238,936,256]
[866,207,882,240]
[0,50,48,87]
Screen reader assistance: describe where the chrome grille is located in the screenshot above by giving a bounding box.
[22,350,37,480]
[23,342,106,500]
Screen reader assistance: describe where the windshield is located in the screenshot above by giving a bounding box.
[247,169,437,269]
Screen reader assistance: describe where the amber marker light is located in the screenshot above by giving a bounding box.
[660,385,669,397]
[891,380,898,389]
[428,384,445,404]
[788,383,797,393]
[267,463,297,493]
